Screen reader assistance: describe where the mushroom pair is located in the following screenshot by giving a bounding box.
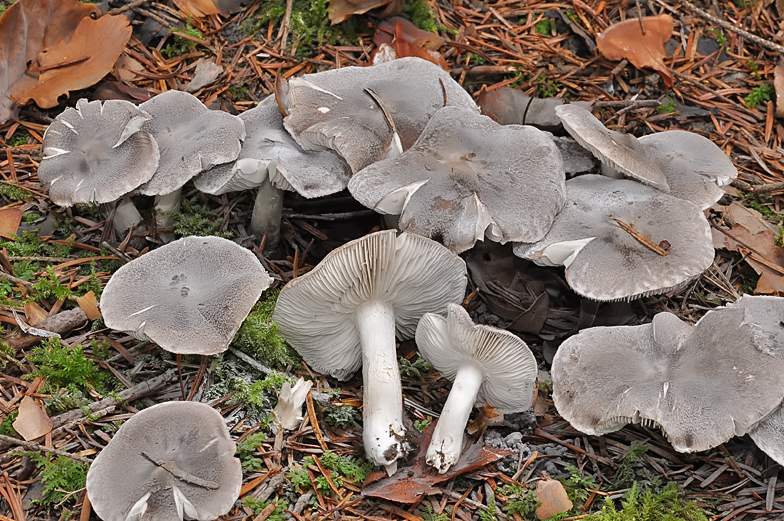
[551,299,784,453]
[274,230,467,475]
[87,401,242,521]
[101,235,272,355]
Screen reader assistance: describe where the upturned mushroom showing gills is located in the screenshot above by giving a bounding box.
[281,57,479,173]
[100,236,272,355]
[273,230,467,475]
[38,98,159,206]
[86,401,242,521]
[513,175,714,301]
[349,106,566,254]
[416,303,537,473]
[551,307,784,453]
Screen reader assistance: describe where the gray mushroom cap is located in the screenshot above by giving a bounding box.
[554,104,669,192]
[348,106,567,254]
[273,230,467,380]
[38,98,159,206]
[138,90,245,196]
[513,175,714,301]
[552,308,784,452]
[86,401,241,521]
[100,236,272,355]
[547,134,598,174]
[194,96,351,197]
[282,57,479,173]
[416,303,537,412]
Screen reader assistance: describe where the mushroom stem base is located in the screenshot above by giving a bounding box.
[153,188,182,243]
[356,299,407,474]
[426,359,485,473]
[249,177,283,250]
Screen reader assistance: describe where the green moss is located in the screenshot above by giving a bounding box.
[27,453,88,508]
[740,193,784,221]
[242,498,288,520]
[324,404,357,430]
[162,19,204,58]
[422,503,451,521]
[558,465,598,507]
[398,355,430,379]
[613,441,650,489]
[173,194,233,238]
[8,130,30,147]
[0,411,18,436]
[233,289,300,369]
[500,483,539,517]
[236,431,267,471]
[413,418,430,431]
[745,84,775,108]
[657,97,677,114]
[707,28,726,47]
[1,230,51,256]
[26,338,108,394]
[534,18,556,35]
[585,482,708,521]
[319,450,374,483]
[30,266,72,302]
[535,75,562,98]
[402,0,439,33]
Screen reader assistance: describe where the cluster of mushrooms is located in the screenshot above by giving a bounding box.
[33,56,784,521]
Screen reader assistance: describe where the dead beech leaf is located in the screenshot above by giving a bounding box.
[362,423,514,503]
[24,301,49,325]
[173,0,246,17]
[13,396,53,441]
[536,478,573,519]
[466,403,504,436]
[17,14,132,110]
[373,17,446,68]
[0,207,22,239]
[76,290,102,320]
[329,0,400,25]
[596,15,674,88]
[0,0,100,123]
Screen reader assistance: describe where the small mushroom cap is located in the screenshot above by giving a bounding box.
[552,308,784,452]
[86,401,242,521]
[273,230,467,380]
[138,90,245,196]
[282,57,479,173]
[349,106,566,253]
[635,130,737,209]
[416,303,537,413]
[554,104,669,192]
[513,175,714,301]
[100,236,272,355]
[38,98,159,206]
[195,96,351,197]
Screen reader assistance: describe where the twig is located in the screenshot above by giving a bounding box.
[106,0,151,15]
[141,451,219,488]
[676,0,784,54]
[0,434,93,463]
[671,70,762,121]
[277,0,294,53]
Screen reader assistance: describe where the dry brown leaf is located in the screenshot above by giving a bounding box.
[13,396,53,441]
[329,0,400,25]
[466,403,504,435]
[0,0,100,123]
[596,15,674,88]
[172,0,245,17]
[17,14,132,110]
[536,478,573,519]
[24,301,48,325]
[76,290,102,320]
[774,60,784,119]
[114,54,145,82]
[372,17,446,68]
[0,207,22,239]
[711,202,784,296]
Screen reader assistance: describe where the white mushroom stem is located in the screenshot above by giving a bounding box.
[356,298,406,476]
[153,188,182,243]
[426,359,485,474]
[113,195,143,234]
[249,176,283,249]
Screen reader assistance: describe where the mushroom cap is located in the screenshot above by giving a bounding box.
[86,401,242,521]
[416,303,537,413]
[547,134,597,175]
[554,104,669,192]
[513,175,714,301]
[636,130,737,210]
[282,57,479,173]
[195,96,351,198]
[38,98,159,206]
[552,308,784,452]
[138,90,245,196]
[100,236,272,355]
[273,230,467,380]
[348,106,567,254]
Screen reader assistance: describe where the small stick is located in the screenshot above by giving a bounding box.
[635,0,647,34]
[141,451,219,489]
[438,78,448,107]
[0,434,93,463]
[273,73,288,118]
[364,88,398,135]
[609,215,668,256]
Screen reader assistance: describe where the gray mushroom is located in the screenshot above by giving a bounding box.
[100,236,272,355]
[86,401,242,521]
[349,106,566,254]
[138,91,245,240]
[552,308,784,452]
[416,303,537,473]
[38,98,158,208]
[195,96,350,248]
[513,175,714,301]
[282,57,479,173]
[273,230,467,475]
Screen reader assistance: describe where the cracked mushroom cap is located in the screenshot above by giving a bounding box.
[416,303,537,412]
[552,308,784,452]
[282,57,479,173]
[38,98,159,206]
[349,106,567,254]
[195,96,351,197]
[273,230,467,380]
[100,236,272,355]
[86,401,241,521]
[513,175,714,301]
[554,104,669,192]
[635,130,737,210]
[138,90,245,196]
